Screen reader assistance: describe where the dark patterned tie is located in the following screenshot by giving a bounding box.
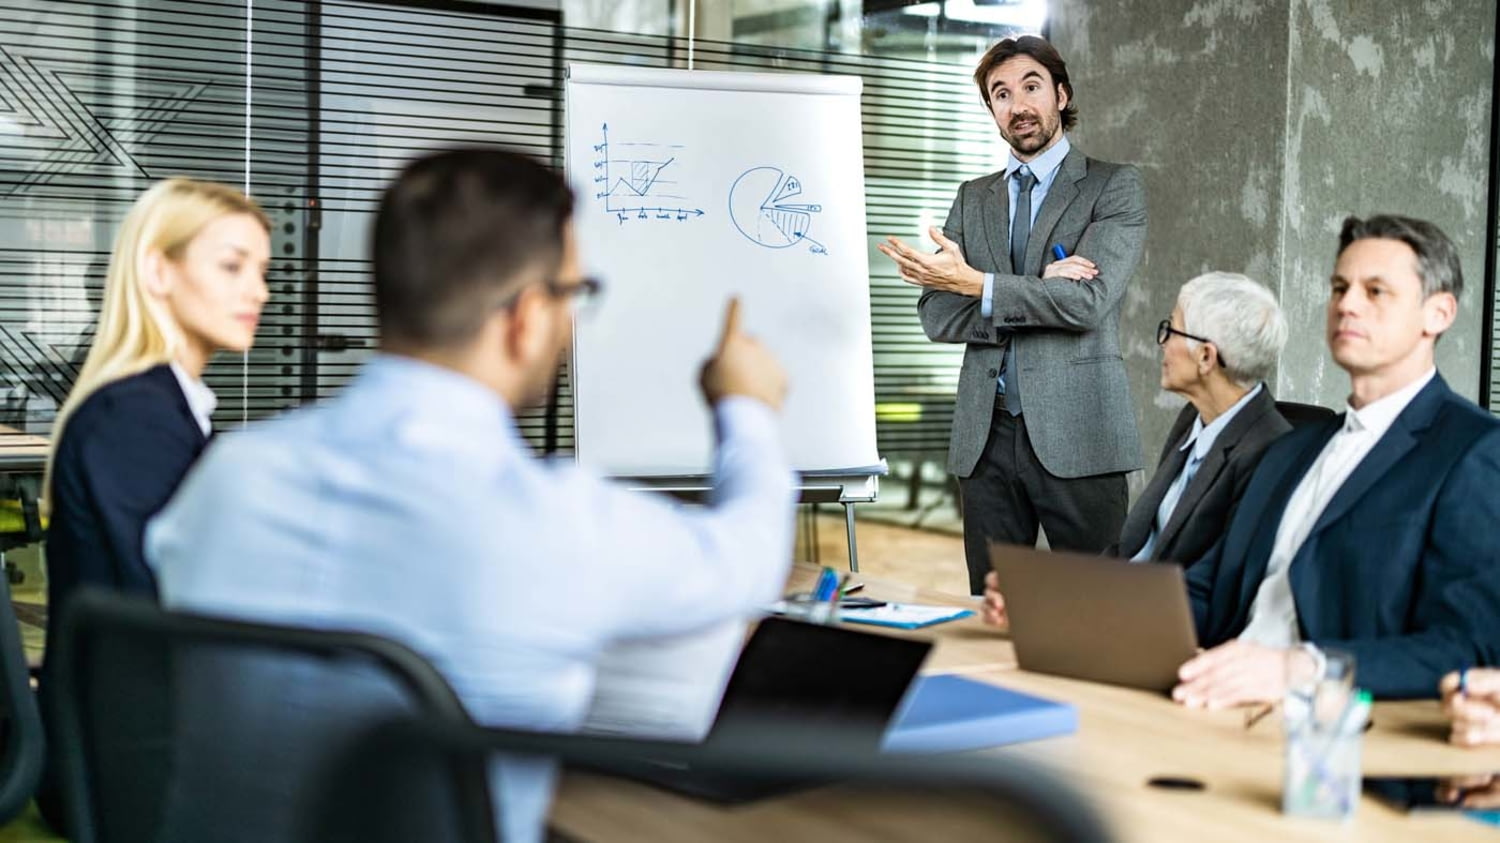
[1001,167,1035,416]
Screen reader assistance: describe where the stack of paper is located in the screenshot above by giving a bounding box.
[838,603,974,630]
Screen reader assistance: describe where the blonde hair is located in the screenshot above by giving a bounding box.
[44,178,270,502]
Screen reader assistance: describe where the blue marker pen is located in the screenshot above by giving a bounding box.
[1051,244,1068,260]
[815,568,837,602]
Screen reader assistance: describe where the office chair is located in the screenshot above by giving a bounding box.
[48,589,490,843]
[301,715,1117,843]
[1275,401,1337,429]
[0,472,44,585]
[0,575,44,824]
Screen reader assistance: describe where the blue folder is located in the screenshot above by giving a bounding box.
[882,674,1077,754]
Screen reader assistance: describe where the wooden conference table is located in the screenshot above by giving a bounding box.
[550,565,1500,842]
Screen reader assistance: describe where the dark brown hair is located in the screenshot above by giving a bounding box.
[373,147,575,349]
[972,35,1078,131]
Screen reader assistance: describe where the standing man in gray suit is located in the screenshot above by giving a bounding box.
[879,35,1148,594]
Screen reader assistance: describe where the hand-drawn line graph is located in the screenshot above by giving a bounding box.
[728,166,827,255]
[591,123,705,224]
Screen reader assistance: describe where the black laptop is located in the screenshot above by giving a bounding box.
[593,616,933,802]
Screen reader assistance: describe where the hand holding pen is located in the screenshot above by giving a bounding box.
[1042,243,1098,282]
[1442,668,1500,747]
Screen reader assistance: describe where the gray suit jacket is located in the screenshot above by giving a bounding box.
[918,148,1147,479]
[1113,387,1291,565]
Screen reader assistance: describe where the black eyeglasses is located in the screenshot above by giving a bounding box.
[1156,318,1228,368]
[502,276,605,315]
[544,276,604,314]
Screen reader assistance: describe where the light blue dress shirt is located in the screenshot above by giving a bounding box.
[1131,384,1263,562]
[146,354,797,843]
[979,133,1072,321]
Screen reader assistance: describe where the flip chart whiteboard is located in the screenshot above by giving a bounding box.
[566,63,880,476]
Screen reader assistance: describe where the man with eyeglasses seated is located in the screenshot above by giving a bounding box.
[143,148,796,843]
[982,271,1291,624]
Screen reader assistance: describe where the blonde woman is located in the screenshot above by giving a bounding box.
[44,177,269,606]
[35,178,269,830]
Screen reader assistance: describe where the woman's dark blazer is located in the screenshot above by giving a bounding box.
[1112,387,1291,566]
[37,362,208,830]
[45,363,207,625]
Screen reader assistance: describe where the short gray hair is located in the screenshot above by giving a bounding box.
[1177,272,1287,388]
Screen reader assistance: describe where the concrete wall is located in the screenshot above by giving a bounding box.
[1053,0,1496,465]
[1278,0,1495,407]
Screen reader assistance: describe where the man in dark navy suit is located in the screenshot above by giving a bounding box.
[1172,214,1500,704]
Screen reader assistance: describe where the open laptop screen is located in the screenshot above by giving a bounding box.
[707,617,932,750]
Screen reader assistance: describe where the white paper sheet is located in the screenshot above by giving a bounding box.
[580,620,746,741]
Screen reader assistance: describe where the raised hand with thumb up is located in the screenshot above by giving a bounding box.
[699,297,787,411]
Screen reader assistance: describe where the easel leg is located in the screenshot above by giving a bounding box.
[844,502,859,573]
[809,503,821,564]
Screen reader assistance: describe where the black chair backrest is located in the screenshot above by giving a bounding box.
[0,575,43,823]
[1275,400,1337,429]
[303,716,1117,843]
[50,588,489,843]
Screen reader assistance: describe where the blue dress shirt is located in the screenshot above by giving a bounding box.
[980,134,1072,321]
[1132,384,1263,562]
[146,354,797,843]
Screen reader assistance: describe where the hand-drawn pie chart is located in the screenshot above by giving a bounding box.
[729,166,823,249]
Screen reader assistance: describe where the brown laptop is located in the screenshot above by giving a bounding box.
[989,542,1199,692]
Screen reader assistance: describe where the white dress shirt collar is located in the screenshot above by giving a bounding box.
[169,361,217,437]
[1341,368,1437,438]
[1180,383,1264,463]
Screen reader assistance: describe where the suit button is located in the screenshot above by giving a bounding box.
[988,368,998,377]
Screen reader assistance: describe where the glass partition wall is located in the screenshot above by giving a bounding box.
[4,0,1037,457]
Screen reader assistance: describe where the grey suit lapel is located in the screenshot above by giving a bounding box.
[983,176,1009,273]
[1024,149,1085,274]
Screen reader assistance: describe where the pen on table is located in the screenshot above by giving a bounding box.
[1244,701,1276,730]
[816,567,838,601]
[834,573,852,603]
[1051,244,1067,261]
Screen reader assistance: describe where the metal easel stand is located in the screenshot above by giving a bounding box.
[623,470,883,574]
[795,473,880,573]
